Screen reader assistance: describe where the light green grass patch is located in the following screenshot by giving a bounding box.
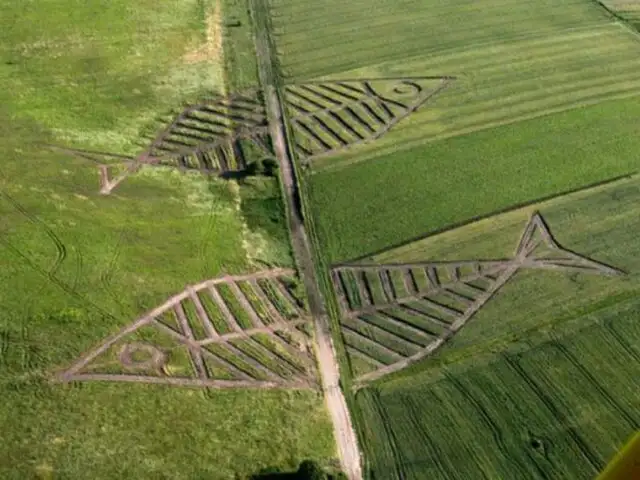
[0,382,334,480]
[0,0,331,477]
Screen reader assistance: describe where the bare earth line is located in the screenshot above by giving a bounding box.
[340,263,513,317]
[57,269,296,379]
[64,373,311,389]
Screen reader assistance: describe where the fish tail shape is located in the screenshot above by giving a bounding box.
[516,212,623,276]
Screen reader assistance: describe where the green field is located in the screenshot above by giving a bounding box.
[282,0,640,264]
[4,0,640,477]
[351,176,640,479]
[603,0,640,29]
[0,0,334,478]
[266,0,640,476]
[310,97,640,263]
[273,0,640,171]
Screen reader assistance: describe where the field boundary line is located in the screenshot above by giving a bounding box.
[248,0,363,477]
[338,172,636,265]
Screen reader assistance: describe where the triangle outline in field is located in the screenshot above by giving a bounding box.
[58,316,257,385]
[516,212,623,276]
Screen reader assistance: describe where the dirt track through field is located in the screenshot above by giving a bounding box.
[249,2,363,478]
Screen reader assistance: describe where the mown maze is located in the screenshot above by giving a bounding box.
[348,176,640,479]
[284,77,452,164]
[330,212,623,384]
[271,0,640,171]
[61,269,317,389]
[145,91,272,173]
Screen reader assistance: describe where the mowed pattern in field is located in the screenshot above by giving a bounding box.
[353,177,640,479]
[271,0,640,169]
[352,176,640,479]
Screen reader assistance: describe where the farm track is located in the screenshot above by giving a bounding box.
[330,213,624,386]
[59,269,318,389]
[249,1,363,478]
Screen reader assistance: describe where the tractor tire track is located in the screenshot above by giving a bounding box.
[502,353,604,473]
[444,372,532,479]
[401,395,457,479]
[99,230,125,307]
[370,389,408,480]
[551,341,639,429]
[0,191,67,277]
[0,235,117,323]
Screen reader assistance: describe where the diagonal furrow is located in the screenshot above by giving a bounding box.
[340,323,407,361]
[249,279,287,324]
[208,286,243,332]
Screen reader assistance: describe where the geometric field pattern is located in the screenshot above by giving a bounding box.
[58,269,318,389]
[50,77,454,193]
[142,90,272,174]
[285,76,454,164]
[330,213,624,386]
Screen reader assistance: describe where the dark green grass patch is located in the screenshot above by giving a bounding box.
[310,97,640,263]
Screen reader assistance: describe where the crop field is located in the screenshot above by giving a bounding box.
[310,97,640,262]
[266,0,640,477]
[272,0,640,171]
[0,0,336,478]
[603,0,640,28]
[339,176,640,478]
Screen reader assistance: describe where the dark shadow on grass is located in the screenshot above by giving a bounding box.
[251,460,346,480]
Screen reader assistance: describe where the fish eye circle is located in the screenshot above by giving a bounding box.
[391,80,422,98]
[119,343,166,370]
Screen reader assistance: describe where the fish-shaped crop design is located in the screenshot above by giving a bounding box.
[49,77,453,193]
[59,269,318,389]
[330,213,624,386]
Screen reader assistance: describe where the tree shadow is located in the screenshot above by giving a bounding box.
[250,460,344,480]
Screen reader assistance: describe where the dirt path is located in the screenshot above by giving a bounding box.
[248,3,363,478]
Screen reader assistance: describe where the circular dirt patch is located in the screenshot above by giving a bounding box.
[119,343,166,370]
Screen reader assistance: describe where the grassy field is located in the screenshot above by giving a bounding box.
[309,96,640,263]
[350,176,640,479]
[603,0,640,28]
[271,0,640,171]
[0,0,334,478]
